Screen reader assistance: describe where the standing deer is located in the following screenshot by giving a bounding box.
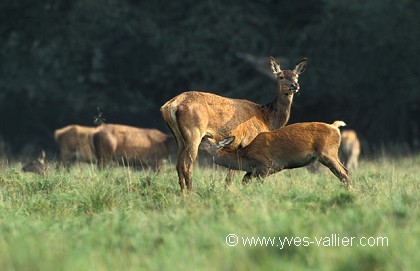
[339,130,361,172]
[199,121,351,190]
[161,57,307,192]
[93,124,176,170]
[54,125,102,165]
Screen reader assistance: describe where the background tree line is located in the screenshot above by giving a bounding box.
[0,0,419,157]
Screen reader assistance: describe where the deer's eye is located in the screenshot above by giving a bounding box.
[278,75,284,80]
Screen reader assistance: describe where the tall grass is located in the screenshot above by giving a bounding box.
[0,156,419,270]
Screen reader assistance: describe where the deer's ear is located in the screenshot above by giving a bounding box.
[219,136,235,148]
[270,57,282,75]
[294,58,307,74]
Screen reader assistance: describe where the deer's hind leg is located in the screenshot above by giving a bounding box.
[177,138,201,191]
[319,154,351,190]
[177,110,208,191]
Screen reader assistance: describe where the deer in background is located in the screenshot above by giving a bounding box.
[93,124,176,170]
[22,150,47,175]
[199,121,351,190]
[161,57,307,192]
[339,130,361,172]
[54,125,102,165]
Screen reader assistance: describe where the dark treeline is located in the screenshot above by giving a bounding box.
[0,0,419,156]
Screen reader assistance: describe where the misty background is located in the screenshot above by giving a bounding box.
[0,0,419,158]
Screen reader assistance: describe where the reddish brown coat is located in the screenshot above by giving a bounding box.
[339,130,361,172]
[93,124,175,170]
[54,125,100,164]
[199,121,351,190]
[161,57,307,192]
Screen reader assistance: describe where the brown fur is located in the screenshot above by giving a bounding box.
[199,121,351,190]
[339,130,361,172]
[22,150,47,175]
[161,57,307,192]
[93,124,175,170]
[54,125,101,164]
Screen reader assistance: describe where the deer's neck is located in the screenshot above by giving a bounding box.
[265,89,294,130]
[212,149,252,172]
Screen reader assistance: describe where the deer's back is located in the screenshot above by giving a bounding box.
[100,124,169,158]
[243,122,341,158]
[164,91,271,148]
[54,125,99,160]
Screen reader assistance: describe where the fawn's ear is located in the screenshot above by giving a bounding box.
[293,58,307,74]
[270,57,282,75]
[218,136,235,147]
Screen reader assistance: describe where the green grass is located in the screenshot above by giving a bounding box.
[0,155,419,271]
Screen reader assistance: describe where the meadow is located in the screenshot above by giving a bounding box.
[0,154,419,271]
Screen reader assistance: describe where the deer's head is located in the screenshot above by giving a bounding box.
[199,136,235,156]
[22,150,47,175]
[270,57,307,95]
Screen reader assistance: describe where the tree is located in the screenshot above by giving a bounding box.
[293,0,420,147]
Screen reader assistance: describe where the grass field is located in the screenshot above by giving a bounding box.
[0,155,419,271]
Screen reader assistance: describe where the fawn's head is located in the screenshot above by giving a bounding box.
[270,57,307,95]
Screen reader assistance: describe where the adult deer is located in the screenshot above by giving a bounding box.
[54,125,102,165]
[199,121,351,190]
[161,57,307,192]
[93,124,176,170]
[339,130,361,172]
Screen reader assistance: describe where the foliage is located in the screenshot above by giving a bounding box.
[0,0,419,154]
[293,0,420,146]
